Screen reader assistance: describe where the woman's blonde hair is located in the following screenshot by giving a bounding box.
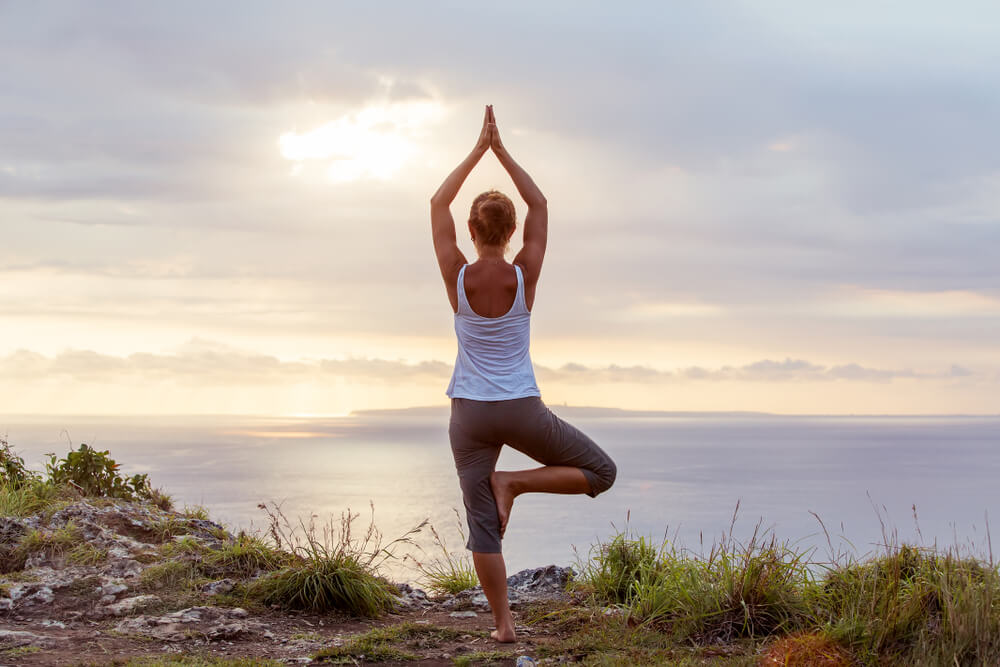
[469,190,516,248]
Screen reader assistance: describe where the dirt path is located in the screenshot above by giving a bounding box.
[2,605,560,665]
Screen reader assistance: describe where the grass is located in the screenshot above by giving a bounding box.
[15,521,84,563]
[247,501,424,616]
[159,535,210,558]
[202,532,289,578]
[150,515,193,542]
[408,511,479,595]
[452,650,514,666]
[312,622,479,663]
[67,541,108,566]
[182,504,210,520]
[569,508,1000,666]
[139,560,200,592]
[0,479,77,518]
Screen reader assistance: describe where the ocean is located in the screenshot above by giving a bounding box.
[3,409,998,580]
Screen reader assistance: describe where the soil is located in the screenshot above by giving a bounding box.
[1,604,560,666]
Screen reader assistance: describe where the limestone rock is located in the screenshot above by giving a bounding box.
[393,583,434,610]
[104,594,160,616]
[201,578,235,595]
[440,565,573,610]
[114,605,269,642]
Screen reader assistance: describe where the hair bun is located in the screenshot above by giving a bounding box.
[469,190,517,248]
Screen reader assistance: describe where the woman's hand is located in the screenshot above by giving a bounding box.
[487,105,505,154]
[474,104,493,155]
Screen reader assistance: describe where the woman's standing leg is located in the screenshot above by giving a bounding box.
[472,552,515,642]
[449,399,517,642]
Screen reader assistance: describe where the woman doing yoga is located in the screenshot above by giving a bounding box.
[430,105,617,643]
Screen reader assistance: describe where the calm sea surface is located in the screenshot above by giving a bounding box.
[3,410,998,580]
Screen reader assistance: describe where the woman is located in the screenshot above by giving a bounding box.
[430,105,617,643]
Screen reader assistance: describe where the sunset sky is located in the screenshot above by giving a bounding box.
[2,2,998,415]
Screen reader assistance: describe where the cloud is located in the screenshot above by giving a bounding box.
[0,343,974,387]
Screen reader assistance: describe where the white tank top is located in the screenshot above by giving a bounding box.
[446,263,541,400]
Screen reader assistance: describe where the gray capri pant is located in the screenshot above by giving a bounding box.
[449,396,617,553]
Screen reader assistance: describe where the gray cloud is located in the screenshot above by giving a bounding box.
[0,344,972,387]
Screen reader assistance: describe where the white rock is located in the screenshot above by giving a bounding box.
[105,594,160,616]
[448,611,478,618]
[27,586,54,605]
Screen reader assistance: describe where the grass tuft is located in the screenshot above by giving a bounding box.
[202,532,288,578]
[409,511,478,595]
[140,560,200,592]
[248,501,424,616]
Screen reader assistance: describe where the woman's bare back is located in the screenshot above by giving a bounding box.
[461,261,519,317]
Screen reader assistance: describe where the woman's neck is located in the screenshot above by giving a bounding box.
[475,247,506,263]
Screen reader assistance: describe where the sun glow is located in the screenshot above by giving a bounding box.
[279,100,445,182]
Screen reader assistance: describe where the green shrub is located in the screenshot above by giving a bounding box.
[45,443,152,500]
[0,438,38,489]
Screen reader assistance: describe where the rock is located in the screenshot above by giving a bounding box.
[99,582,128,597]
[507,565,573,595]
[0,517,27,545]
[393,583,434,610]
[104,594,160,616]
[105,558,142,578]
[0,598,11,611]
[448,610,478,618]
[114,605,269,642]
[26,586,54,605]
[201,578,235,595]
[0,628,67,648]
[440,565,573,610]
[516,657,537,667]
[40,619,67,628]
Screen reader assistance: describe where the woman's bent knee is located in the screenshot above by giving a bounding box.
[585,455,617,497]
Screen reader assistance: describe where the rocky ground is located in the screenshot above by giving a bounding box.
[0,498,580,666]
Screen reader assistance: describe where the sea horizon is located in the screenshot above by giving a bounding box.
[4,410,998,581]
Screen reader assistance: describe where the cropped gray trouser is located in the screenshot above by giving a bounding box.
[449,396,617,553]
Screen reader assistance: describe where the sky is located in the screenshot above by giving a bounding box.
[1,1,998,416]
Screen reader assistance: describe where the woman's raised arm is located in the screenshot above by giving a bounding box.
[490,110,548,290]
[430,106,492,310]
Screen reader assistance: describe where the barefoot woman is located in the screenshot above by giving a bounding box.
[430,105,617,642]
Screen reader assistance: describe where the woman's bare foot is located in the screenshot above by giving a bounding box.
[490,471,517,538]
[491,627,516,643]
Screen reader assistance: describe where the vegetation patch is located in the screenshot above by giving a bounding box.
[409,514,479,595]
[816,544,1000,664]
[16,521,84,565]
[202,532,288,578]
[140,560,200,592]
[313,622,477,663]
[248,502,422,616]
[452,650,514,666]
[45,443,153,501]
[760,631,854,666]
